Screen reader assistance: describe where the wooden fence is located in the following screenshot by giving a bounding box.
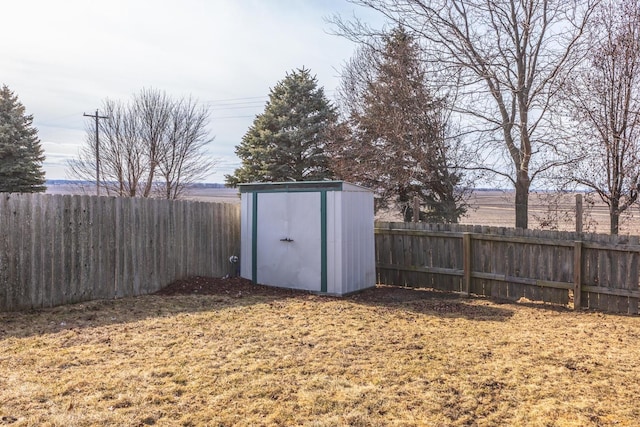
[0,193,240,312]
[375,222,640,315]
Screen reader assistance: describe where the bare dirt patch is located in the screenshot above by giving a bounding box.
[1,277,640,426]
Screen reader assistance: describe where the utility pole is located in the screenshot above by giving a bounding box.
[83,109,108,196]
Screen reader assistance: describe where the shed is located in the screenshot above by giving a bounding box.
[239,181,375,296]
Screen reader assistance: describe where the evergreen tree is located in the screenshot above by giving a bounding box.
[0,85,46,193]
[332,27,466,223]
[226,68,337,185]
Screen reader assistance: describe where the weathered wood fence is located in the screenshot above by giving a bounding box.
[0,193,240,312]
[376,222,640,315]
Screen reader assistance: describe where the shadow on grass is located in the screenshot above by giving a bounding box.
[358,284,579,318]
[0,287,300,340]
[345,285,515,321]
[0,280,517,340]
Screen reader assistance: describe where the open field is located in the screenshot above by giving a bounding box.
[460,191,630,234]
[45,182,640,235]
[2,277,640,426]
[44,183,241,205]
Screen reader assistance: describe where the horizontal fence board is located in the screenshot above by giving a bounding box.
[471,272,573,290]
[377,263,464,277]
[0,193,240,312]
[582,285,640,299]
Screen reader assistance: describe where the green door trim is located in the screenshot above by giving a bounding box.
[320,190,327,293]
[251,191,258,284]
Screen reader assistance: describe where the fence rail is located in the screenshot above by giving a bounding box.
[375,222,640,315]
[0,193,240,312]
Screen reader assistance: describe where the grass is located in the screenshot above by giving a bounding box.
[2,284,640,426]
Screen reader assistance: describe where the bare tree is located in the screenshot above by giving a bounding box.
[69,99,148,197]
[101,99,149,196]
[69,88,216,199]
[157,97,214,199]
[560,0,640,234]
[134,88,172,197]
[332,0,598,228]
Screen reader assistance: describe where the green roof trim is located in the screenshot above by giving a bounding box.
[238,181,344,193]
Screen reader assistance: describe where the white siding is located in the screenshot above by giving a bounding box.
[340,189,376,294]
[326,190,340,295]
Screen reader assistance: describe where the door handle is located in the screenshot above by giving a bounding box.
[280,238,294,242]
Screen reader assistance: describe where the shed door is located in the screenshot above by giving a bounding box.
[256,192,321,291]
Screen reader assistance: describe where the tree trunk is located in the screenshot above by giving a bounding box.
[515,171,530,229]
[143,163,156,198]
[610,201,620,235]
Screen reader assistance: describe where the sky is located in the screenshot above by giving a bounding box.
[1,0,384,183]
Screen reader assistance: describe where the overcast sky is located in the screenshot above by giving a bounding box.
[2,0,383,183]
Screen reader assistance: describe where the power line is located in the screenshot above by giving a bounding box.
[203,95,269,104]
[202,90,337,107]
[206,101,266,108]
[211,115,257,120]
[83,109,108,196]
[208,104,266,111]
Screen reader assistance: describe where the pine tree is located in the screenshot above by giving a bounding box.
[226,68,337,185]
[332,27,466,223]
[0,85,46,193]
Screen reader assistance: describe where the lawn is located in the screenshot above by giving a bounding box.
[1,277,639,426]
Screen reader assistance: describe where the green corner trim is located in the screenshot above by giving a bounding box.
[321,190,327,293]
[251,192,258,283]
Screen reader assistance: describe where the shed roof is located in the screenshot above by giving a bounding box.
[238,181,372,193]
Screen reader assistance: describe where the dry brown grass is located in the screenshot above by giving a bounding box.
[2,280,640,426]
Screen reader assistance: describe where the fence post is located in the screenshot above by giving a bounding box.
[413,196,420,223]
[462,232,472,297]
[576,194,583,234]
[573,241,582,310]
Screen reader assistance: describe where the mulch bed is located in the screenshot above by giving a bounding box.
[154,275,464,304]
[154,276,310,298]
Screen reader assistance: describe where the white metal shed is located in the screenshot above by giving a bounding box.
[239,181,375,296]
